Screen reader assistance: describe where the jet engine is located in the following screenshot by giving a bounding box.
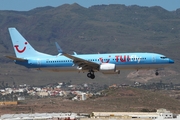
[100,63,120,74]
[100,63,116,71]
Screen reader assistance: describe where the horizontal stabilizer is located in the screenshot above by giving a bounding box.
[55,42,63,53]
[5,55,27,61]
[73,51,77,55]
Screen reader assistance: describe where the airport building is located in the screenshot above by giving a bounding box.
[89,109,180,120]
[0,109,180,120]
[0,101,18,105]
[0,113,81,120]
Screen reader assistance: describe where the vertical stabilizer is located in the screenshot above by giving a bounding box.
[8,28,43,58]
[9,28,51,58]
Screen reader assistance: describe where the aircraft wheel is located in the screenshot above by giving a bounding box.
[91,74,95,79]
[155,71,159,76]
[87,73,91,78]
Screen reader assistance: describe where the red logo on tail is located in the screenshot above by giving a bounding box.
[14,42,27,53]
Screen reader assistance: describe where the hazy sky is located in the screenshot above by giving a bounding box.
[0,0,180,11]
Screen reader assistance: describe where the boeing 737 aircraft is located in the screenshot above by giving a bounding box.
[6,28,174,79]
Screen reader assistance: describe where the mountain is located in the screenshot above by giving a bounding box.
[0,3,180,85]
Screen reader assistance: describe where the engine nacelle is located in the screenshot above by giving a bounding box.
[100,63,116,71]
[77,66,82,70]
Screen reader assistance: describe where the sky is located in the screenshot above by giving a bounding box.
[0,0,180,11]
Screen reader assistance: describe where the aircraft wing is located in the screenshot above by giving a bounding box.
[63,53,100,71]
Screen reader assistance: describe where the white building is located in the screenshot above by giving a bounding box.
[91,109,180,120]
[17,96,25,101]
[0,112,81,120]
[36,91,49,97]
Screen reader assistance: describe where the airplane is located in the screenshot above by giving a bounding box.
[6,28,174,79]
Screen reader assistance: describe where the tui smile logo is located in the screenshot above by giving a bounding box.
[14,42,28,53]
[99,58,110,63]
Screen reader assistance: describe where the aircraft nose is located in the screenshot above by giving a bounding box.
[169,59,174,64]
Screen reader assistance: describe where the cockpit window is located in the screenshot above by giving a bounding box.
[160,56,167,59]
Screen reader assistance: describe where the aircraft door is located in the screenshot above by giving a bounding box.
[152,56,156,62]
[37,59,41,65]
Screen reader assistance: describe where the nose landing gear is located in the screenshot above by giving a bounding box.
[155,70,159,76]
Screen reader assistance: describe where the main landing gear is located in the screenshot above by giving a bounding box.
[155,70,159,76]
[87,70,95,79]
